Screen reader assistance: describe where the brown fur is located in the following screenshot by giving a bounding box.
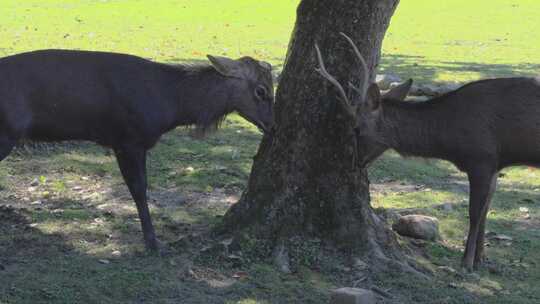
[361,77,540,270]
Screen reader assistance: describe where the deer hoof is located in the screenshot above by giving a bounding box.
[145,238,173,256]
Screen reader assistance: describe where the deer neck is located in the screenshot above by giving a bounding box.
[173,66,235,133]
[379,99,452,159]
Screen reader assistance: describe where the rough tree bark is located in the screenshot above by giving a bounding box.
[224,0,405,266]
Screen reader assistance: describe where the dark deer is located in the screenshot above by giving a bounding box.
[0,49,274,251]
[315,33,540,271]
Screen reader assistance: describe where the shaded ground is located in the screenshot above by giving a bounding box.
[0,117,334,304]
[1,1,540,303]
[0,116,539,303]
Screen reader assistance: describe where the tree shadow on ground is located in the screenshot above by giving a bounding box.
[379,53,540,84]
[0,193,333,303]
[165,54,540,87]
[373,180,540,303]
[369,151,467,195]
[0,121,335,303]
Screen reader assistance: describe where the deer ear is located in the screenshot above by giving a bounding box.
[366,83,382,111]
[258,61,272,71]
[207,55,244,78]
[383,78,413,101]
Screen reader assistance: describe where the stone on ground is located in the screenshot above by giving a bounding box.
[392,214,440,241]
[330,287,377,304]
[376,74,402,90]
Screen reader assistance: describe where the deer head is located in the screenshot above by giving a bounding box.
[314,33,413,164]
[208,55,275,133]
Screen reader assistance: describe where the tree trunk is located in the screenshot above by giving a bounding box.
[224,0,403,265]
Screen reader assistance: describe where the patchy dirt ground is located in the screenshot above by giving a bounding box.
[1,127,540,303]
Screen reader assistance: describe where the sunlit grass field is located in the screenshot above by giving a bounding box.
[1,1,540,303]
[1,0,539,82]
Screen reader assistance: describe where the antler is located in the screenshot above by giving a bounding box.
[339,32,370,105]
[314,43,357,119]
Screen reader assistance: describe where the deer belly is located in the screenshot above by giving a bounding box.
[26,108,119,143]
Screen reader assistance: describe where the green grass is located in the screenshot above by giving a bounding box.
[1,1,540,303]
[0,0,296,69]
[383,0,540,83]
[370,153,540,303]
[2,0,539,83]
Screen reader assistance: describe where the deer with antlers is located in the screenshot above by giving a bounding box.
[315,32,540,271]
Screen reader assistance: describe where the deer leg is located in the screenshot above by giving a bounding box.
[113,146,158,251]
[462,166,496,271]
[473,174,497,269]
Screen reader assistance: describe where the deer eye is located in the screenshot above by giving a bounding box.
[254,85,267,100]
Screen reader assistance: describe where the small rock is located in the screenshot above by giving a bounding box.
[331,287,376,304]
[376,74,402,90]
[0,264,5,271]
[30,178,39,186]
[112,250,121,257]
[98,259,110,264]
[392,215,440,241]
[30,200,43,205]
[519,207,529,213]
[72,186,83,191]
[27,186,37,192]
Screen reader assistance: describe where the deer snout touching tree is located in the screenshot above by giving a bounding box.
[316,32,540,271]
